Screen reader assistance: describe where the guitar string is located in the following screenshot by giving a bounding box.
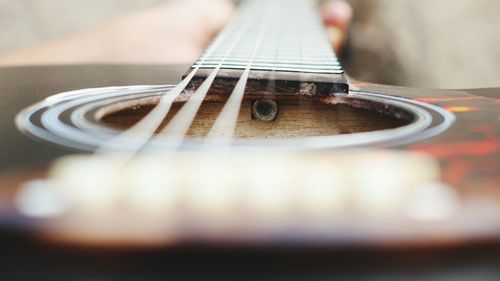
[203,4,274,146]
[97,0,334,156]
[151,20,254,150]
[203,0,325,145]
[66,7,259,212]
[94,8,249,157]
[95,69,196,155]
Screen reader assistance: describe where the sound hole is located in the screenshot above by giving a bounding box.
[98,98,411,139]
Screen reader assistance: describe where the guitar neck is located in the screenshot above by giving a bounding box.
[188,0,349,96]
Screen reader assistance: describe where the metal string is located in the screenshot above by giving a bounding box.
[147,21,252,150]
[204,5,274,146]
[94,7,250,156]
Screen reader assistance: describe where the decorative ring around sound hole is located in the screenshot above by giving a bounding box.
[16,85,455,151]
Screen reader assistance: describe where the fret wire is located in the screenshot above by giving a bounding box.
[193,63,343,70]
[194,65,343,74]
[196,57,340,63]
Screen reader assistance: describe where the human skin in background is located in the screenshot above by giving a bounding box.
[0,0,352,66]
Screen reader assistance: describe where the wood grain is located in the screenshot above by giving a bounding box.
[100,98,409,139]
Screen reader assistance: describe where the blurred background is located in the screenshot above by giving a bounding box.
[0,0,499,89]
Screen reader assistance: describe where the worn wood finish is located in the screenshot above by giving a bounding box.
[100,99,409,139]
[186,69,349,98]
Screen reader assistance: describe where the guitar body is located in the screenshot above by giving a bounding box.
[0,1,499,278]
[0,64,499,278]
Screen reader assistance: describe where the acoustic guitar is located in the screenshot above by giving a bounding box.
[0,0,499,267]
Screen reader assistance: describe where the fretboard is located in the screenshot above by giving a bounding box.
[193,0,343,75]
[187,0,349,96]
